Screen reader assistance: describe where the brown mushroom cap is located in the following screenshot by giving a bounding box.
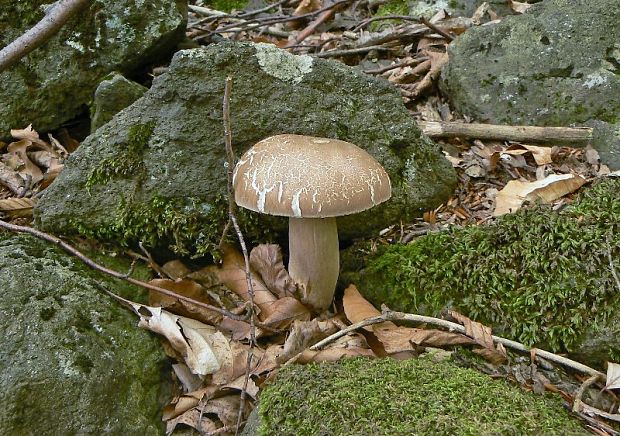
[233,134,391,218]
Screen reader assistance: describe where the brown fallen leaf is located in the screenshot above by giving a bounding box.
[493,173,586,216]
[448,310,507,364]
[149,278,223,325]
[166,409,219,435]
[161,259,192,279]
[344,285,473,355]
[206,244,278,321]
[250,244,298,299]
[278,318,339,363]
[342,284,395,331]
[261,296,311,329]
[0,197,36,218]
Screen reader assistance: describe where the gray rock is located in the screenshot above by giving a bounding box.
[0,232,168,434]
[34,42,457,255]
[0,0,187,139]
[91,73,148,132]
[441,0,620,167]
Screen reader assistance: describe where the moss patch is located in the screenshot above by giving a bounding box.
[258,357,585,435]
[356,178,620,353]
[86,121,156,191]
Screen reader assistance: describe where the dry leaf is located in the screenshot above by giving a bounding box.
[448,311,507,364]
[261,296,311,329]
[149,278,223,325]
[509,0,533,13]
[343,284,394,329]
[161,259,192,279]
[172,363,204,393]
[250,244,298,298]
[206,244,278,320]
[373,325,474,355]
[605,362,620,390]
[130,303,229,376]
[298,333,375,363]
[0,197,36,218]
[279,318,339,363]
[493,173,586,216]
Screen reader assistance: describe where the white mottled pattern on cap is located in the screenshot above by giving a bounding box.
[233,134,391,218]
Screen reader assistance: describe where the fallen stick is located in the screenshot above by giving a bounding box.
[418,121,593,145]
[0,0,91,73]
[283,308,606,380]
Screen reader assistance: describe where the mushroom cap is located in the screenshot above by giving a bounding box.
[233,134,391,218]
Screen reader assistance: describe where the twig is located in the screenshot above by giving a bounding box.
[572,374,601,412]
[0,219,248,321]
[220,77,258,436]
[418,16,455,41]
[282,309,606,379]
[0,0,91,73]
[285,0,350,48]
[417,121,594,145]
[314,45,393,58]
[363,56,428,75]
[606,231,620,293]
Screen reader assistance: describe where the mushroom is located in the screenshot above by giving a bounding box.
[232,134,391,311]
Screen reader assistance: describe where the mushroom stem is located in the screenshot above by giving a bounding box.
[288,217,339,311]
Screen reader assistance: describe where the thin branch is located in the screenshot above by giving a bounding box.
[220,77,258,436]
[314,45,393,58]
[282,309,606,379]
[0,219,248,321]
[285,0,349,49]
[417,121,594,145]
[418,16,455,41]
[0,0,91,73]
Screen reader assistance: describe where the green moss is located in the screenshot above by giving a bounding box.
[69,193,271,259]
[258,357,585,435]
[371,0,410,31]
[205,0,249,12]
[359,178,620,352]
[86,121,156,191]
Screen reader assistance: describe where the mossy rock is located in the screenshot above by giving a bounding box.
[440,0,620,168]
[349,178,620,363]
[35,42,457,258]
[90,73,148,132]
[255,357,586,435]
[0,0,187,138]
[0,231,169,434]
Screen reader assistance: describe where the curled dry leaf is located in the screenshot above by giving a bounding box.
[448,310,507,364]
[207,244,278,320]
[130,303,230,376]
[493,173,586,216]
[343,285,473,355]
[278,318,339,363]
[250,244,298,299]
[605,362,620,391]
[261,296,312,329]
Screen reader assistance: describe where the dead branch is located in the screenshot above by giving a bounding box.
[418,16,455,41]
[285,0,348,49]
[220,77,258,436]
[0,0,91,73]
[418,121,594,145]
[0,219,249,321]
[283,308,606,380]
[315,45,394,58]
